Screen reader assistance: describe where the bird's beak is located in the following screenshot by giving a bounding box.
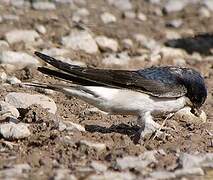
[190,107,201,117]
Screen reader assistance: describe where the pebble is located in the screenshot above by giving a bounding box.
[175,167,204,177]
[59,121,85,132]
[0,122,31,140]
[79,140,106,152]
[10,0,25,8]
[101,12,116,24]
[90,161,108,172]
[53,169,77,180]
[95,36,119,52]
[203,0,213,11]
[117,150,157,170]
[163,0,187,13]
[0,51,39,69]
[5,92,57,114]
[124,11,136,19]
[174,107,207,123]
[87,171,135,180]
[32,2,56,10]
[150,171,176,179]
[159,47,186,58]
[42,48,69,57]
[0,40,9,50]
[107,0,132,11]
[122,38,133,49]
[166,19,183,28]
[74,8,90,17]
[172,58,186,66]
[199,7,211,18]
[2,14,19,21]
[0,101,19,118]
[62,30,98,54]
[165,30,181,40]
[5,30,39,44]
[103,52,130,66]
[137,12,147,21]
[35,25,47,34]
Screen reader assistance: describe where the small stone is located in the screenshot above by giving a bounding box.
[199,7,211,18]
[165,30,181,40]
[101,12,116,24]
[2,14,19,21]
[137,12,147,21]
[122,39,133,49]
[174,107,207,123]
[150,171,176,179]
[0,122,31,140]
[5,92,57,114]
[61,121,85,132]
[53,169,77,180]
[0,101,20,118]
[103,52,130,66]
[163,0,187,13]
[0,40,9,50]
[74,8,90,17]
[5,30,39,44]
[107,0,132,11]
[87,171,135,180]
[6,76,21,85]
[172,58,186,66]
[203,0,213,11]
[79,140,106,152]
[62,30,98,54]
[32,2,56,10]
[175,167,204,177]
[35,25,47,34]
[95,36,119,52]
[42,48,69,57]
[90,161,107,172]
[166,19,183,28]
[124,11,136,19]
[10,0,24,8]
[0,51,39,69]
[160,47,186,58]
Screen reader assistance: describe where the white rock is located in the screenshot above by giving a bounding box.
[0,71,7,82]
[35,25,46,34]
[101,12,116,24]
[137,13,147,21]
[150,171,176,179]
[163,0,188,13]
[165,30,181,40]
[32,2,56,10]
[172,58,186,66]
[0,101,19,118]
[159,47,186,58]
[2,14,19,21]
[74,8,90,17]
[80,140,106,152]
[6,76,21,85]
[0,122,31,140]
[107,0,132,11]
[5,30,39,44]
[53,169,77,180]
[87,171,135,180]
[122,38,133,49]
[124,11,136,19]
[95,36,118,52]
[5,92,57,114]
[60,121,85,132]
[174,107,207,123]
[62,30,98,54]
[0,40,9,50]
[42,48,70,57]
[10,0,24,8]
[0,51,39,69]
[203,0,213,11]
[103,52,130,66]
[175,167,204,177]
[90,161,107,172]
[166,19,183,28]
[199,7,211,18]
[117,150,157,170]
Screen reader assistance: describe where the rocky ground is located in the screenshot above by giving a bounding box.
[0,0,213,179]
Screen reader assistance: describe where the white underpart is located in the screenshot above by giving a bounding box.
[62,86,188,137]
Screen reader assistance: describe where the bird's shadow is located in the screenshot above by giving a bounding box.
[85,123,141,143]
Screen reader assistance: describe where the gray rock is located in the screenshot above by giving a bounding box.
[117,150,157,170]
[101,12,116,24]
[0,122,31,140]
[62,30,98,54]
[87,171,135,180]
[5,29,39,44]
[5,92,57,114]
[32,2,56,10]
[79,140,106,152]
[163,0,187,13]
[107,0,132,11]
[90,161,107,172]
[6,76,21,85]
[59,121,85,132]
[203,0,213,11]
[0,51,39,69]
[0,101,19,118]
[103,52,130,66]
[95,36,119,52]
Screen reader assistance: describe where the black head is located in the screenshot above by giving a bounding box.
[180,68,207,109]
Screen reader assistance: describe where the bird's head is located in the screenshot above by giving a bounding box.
[180,68,207,116]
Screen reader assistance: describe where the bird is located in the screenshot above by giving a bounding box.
[25,51,207,142]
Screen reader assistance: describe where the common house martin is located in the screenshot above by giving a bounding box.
[26,51,207,141]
